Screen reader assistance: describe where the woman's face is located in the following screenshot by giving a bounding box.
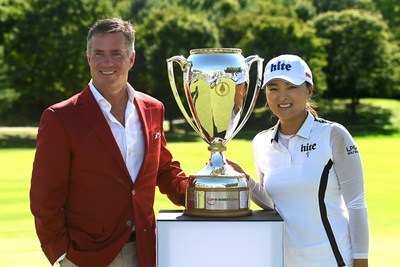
[266,79,312,125]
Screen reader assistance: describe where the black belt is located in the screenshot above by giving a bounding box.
[127,232,136,243]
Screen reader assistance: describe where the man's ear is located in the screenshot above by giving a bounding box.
[86,51,91,64]
[129,52,135,68]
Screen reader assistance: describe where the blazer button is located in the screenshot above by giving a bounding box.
[127,220,133,227]
[132,189,136,196]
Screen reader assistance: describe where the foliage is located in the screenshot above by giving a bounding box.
[311,0,376,13]
[312,9,400,114]
[0,0,30,44]
[128,0,242,24]
[132,6,219,122]
[1,0,400,125]
[0,0,30,122]
[219,2,328,94]
[293,0,317,21]
[374,0,400,41]
[1,0,117,121]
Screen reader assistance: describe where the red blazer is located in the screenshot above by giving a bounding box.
[30,86,188,267]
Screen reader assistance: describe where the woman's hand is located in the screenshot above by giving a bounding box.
[354,259,368,267]
[226,159,250,180]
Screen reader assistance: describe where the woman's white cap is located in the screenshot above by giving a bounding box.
[262,54,313,88]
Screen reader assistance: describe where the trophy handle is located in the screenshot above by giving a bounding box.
[225,55,264,143]
[167,56,205,140]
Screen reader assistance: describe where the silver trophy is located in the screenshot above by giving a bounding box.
[167,48,263,217]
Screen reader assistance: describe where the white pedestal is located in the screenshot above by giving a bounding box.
[156,210,284,267]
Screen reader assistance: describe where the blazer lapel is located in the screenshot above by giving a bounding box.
[76,86,131,182]
[134,94,153,182]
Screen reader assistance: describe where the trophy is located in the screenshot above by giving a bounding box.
[167,48,263,217]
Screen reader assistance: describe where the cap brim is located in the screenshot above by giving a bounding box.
[262,76,305,89]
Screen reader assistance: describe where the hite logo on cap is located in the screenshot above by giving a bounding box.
[270,61,292,72]
[262,54,313,88]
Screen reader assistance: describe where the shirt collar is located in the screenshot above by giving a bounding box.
[296,112,314,139]
[271,122,280,144]
[270,112,315,143]
[88,79,136,110]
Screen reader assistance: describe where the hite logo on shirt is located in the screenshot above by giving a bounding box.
[301,143,317,157]
[346,145,359,155]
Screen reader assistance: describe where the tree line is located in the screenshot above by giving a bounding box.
[1,0,399,126]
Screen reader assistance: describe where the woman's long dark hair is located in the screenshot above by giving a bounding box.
[305,82,318,118]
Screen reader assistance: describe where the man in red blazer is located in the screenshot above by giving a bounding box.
[30,18,188,267]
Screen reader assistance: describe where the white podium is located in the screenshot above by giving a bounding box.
[156,210,284,267]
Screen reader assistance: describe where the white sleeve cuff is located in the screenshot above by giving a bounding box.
[55,253,67,264]
[353,253,368,259]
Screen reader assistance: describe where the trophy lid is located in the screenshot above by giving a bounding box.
[190,48,242,55]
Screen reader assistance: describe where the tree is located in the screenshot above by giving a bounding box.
[2,0,116,121]
[293,0,317,21]
[0,0,30,44]
[219,1,328,96]
[2,0,399,126]
[0,0,31,120]
[311,0,376,13]
[131,6,219,129]
[312,9,400,114]
[374,0,400,41]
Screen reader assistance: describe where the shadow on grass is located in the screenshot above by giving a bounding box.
[319,102,399,137]
[1,101,397,149]
[167,101,399,141]
[0,134,37,149]
[164,131,201,142]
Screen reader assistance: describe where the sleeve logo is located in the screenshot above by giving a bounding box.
[346,145,359,155]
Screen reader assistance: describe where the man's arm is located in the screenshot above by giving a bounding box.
[30,109,70,264]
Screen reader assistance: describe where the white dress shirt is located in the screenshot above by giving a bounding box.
[89,80,145,183]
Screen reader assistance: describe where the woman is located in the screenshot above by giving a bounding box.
[230,55,369,267]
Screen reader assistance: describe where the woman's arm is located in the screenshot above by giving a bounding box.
[331,124,369,262]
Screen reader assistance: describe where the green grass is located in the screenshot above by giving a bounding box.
[355,136,400,235]
[1,137,399,266]
[1,98,400,266]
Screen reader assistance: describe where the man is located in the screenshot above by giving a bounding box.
[30,18,188,267]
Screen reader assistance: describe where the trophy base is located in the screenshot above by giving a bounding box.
[183,208,252,218]
[184,186,251,218]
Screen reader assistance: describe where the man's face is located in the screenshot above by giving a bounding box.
[86,32,135,94]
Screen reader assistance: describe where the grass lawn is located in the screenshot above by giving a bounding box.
[1,98,399,266]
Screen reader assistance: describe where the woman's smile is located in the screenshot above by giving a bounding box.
[278,103,292,108]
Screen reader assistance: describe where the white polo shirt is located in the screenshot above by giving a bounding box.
[248,112,369,267]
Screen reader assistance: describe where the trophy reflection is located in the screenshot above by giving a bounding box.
[167,48,263,217]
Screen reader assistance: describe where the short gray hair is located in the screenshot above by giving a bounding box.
[87,18,135,55]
